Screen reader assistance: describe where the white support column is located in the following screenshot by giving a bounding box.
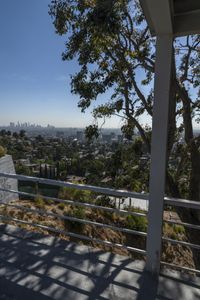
[146,35,173,275]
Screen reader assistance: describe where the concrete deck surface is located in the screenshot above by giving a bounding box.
[0,224,199,300]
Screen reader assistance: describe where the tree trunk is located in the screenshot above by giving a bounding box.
[174,80,200,269]
[175,81,200,204]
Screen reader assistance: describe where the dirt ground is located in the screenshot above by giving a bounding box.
[0,198,195,270]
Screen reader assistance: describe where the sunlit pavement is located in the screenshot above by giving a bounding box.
[0,224,199,300]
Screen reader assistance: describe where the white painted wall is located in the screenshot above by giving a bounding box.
[0,155,18,203]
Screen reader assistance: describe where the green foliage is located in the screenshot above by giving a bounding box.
[49,0,152,142]
[59,186,94,203]
[125,214,147,232]
[132,138,143,156]
[35,196,45,209]
[93,103,116,119]
[15,164,33,176]
[64,206,86,232]
[163,223,185,241]
[85,125,99,141]
[57,202,66,210]
[49,0,200,207]
[0,146,6,158]
[173,224,185,235]
[19,130,26,138]
[121,120,136,140]
[95,195,113,207]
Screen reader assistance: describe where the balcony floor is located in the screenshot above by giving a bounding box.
[0,224,199,300]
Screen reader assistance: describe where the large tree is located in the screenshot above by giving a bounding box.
[49,0,200,264]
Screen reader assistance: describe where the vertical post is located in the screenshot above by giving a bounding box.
[146,35,173,275]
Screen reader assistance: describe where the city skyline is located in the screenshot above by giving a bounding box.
[0,0,150,129]
[0,121,122,131]
[0,1,199,131]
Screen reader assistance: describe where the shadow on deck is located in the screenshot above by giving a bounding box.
[0,224,199,300]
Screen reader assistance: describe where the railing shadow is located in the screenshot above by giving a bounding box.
[0,224,199,300]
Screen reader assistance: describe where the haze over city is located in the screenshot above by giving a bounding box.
[1,1,199,131]
[0,0,149,129]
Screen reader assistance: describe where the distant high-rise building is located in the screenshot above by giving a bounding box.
[102,134,111,143]
[56,131,64,138]
[76,131,84,141]
[117,135,122,142]
[110,132,116,139]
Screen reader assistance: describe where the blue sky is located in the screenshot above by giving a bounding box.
[0,0,97,127]
[0,0,151,129]
[0,1,199,131]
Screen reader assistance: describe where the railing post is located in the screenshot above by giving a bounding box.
[146,35,173,275]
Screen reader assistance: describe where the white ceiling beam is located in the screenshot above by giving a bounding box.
[140,0,173,36]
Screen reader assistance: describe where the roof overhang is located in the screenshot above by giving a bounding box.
[140,0,200,37]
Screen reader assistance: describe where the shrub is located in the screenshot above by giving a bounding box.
[163,223,185,240]
[46,199,54,205]
[59,187,94,203]
[73,189,87,201]
[64,206,86,232]
[35,196,45,209]
[59,187,82,200]
[0,146,6,158]
[173,224,185,235]
[57,202,65,210]
[125,215,147,232]
[58,187,75,200]
[95,195,114,208]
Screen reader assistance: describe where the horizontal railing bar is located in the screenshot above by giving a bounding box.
[161,261,200,275]
[0,172,148,200]
[164,219,200,231]
[1,172,199,210]
[0,214,146,255]
[162,237,200,250]
[164,197,200,210]
[0,188,147,218]
[2,203,147,237]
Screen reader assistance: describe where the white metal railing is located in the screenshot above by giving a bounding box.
[162,194,200,276]
[3,202,146,237]
[0,215,145,255]
[0,188,147,218]
[0,172,148,200]
[0,172,148,256]
[0,172,200,275]
[164,219,200,231]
